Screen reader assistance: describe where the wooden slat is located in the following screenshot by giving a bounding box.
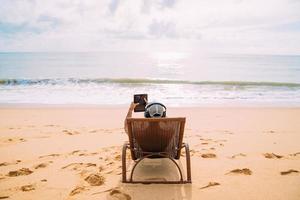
[126,117,186,160]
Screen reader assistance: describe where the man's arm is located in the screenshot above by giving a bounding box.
[126,102,136,118]
[124,102,137,134]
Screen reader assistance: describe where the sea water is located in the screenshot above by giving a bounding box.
[0,52,300,106]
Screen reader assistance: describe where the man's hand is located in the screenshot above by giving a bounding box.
[129,102,139,110]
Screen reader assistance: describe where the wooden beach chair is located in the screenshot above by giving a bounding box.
[122,117,191,184]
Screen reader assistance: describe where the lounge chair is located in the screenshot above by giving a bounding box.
[122,117,191,184]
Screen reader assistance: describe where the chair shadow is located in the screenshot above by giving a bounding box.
[120,183,193,200]
[115,158,193,200]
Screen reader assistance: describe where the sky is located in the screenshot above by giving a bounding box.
[0,0,300,54]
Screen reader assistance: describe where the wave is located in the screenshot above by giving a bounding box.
[1,78,300,87]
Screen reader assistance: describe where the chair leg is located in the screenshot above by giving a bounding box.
[183,143,192,183]
[122,142,129,183]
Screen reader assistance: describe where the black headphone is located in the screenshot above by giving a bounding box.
[144,102,167,118]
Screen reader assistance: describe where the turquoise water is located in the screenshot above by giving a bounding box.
[0,52,300,106]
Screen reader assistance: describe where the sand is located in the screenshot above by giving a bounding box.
[0,106,300,200]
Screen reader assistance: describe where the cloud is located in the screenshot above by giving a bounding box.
[159,0,177,8]
[148,20,178,38]
[0,0,299,54]
[108,0,121,14]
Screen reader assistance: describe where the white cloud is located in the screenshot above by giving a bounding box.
[0,0,299,54]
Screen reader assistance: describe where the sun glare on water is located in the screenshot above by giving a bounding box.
[150,52,189,79]
[151,51,188,61]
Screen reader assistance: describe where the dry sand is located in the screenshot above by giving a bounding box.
[0,106,299,200]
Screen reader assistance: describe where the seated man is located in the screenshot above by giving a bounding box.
[121,101,191,183]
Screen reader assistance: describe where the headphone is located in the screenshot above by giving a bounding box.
[144,102,167,118]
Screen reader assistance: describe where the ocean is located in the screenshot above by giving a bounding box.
[0,52,300,106]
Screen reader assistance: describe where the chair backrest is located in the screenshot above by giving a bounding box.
[126,117,186,160]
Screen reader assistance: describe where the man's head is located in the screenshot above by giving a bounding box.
[144,102,166,118]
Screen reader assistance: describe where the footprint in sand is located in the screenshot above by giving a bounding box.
[70,150,84,155]
[4,138,26,143]
[227,168,252,175]
[39,153,60,159]
[230,153,246,159]
[201,153,217,158]
[20,184,35,192]
[280,169,299,175]
[69,150,90,156]
[61,163,97,171]
[44,124,58,127]
[34,163,48,169]
[7,168,33,177]
[200,138,212,142]
[69,149,99,156]
[8,126,21,130]
[289,152,300,157]
[89,129,99,133]
[84,173,105,186]
[106,161,115,166]
[263,153,283,159]
[69,186,86,196]
[214,139,227,143]
[267,130,275,133]
[114,154,121,161]
[0,160,21,167]
[200,182,220,189]
[79,152,99,156]
[225,132,234,135]
[103,129,113,134]
[98,165,105,172]
[62,130,80,135]
[107,189,131,200]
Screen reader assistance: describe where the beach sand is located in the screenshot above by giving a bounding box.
[0,106,299,200]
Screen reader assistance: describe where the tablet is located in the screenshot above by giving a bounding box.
[133,94,148,112]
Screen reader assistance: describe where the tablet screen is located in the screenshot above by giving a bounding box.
[133,94,148,112]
